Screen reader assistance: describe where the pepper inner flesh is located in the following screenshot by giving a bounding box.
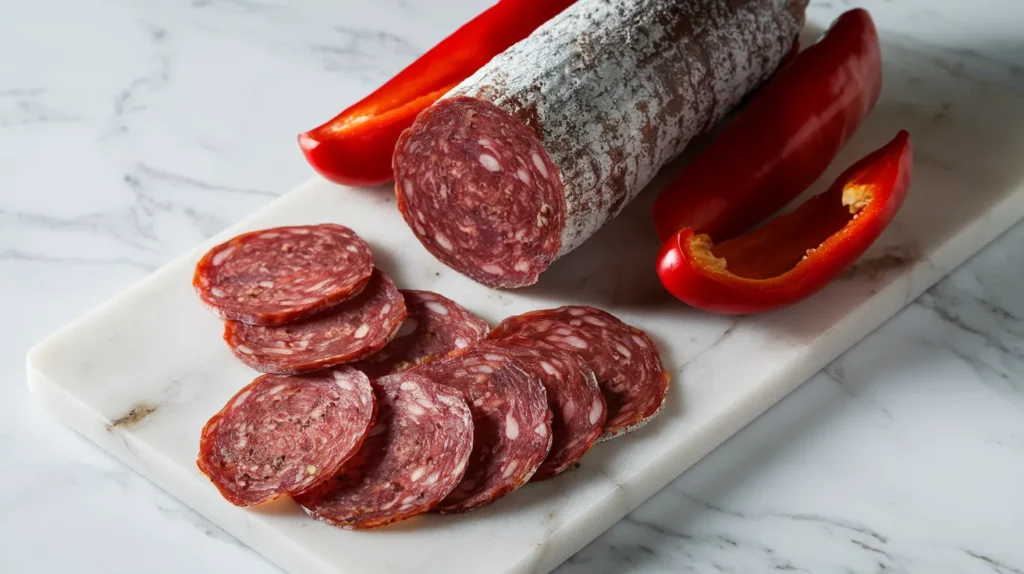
[701,183,874,280]
[326,85,458,134]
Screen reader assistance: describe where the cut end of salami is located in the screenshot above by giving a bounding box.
[224,269,407,374]
[295,373,474,529]
[197,367,376,507]
[475,337,605,480]
[412,345,552,513]
[490,306,669,440]
[351,290,489,378]
[394,97,565,289]
[193,224,373,326]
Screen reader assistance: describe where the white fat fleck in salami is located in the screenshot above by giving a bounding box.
[395,318,418,338]
[412,345,551,513]
[211,246,235,266]
[473,337,606,480]
[490,306,669,441]
[481,264,505,276]
[424,301,449,315]
[224,269,407,374]
[394,0,806,288]
[479,154,502,172]
[231,389,254,409]
[505,413,520,440]
[295,373,473,529]
[350,290,489,378]
[531,153,548,178]
[193,224,373,325]
[435,233,453,251]
[197,368,375,508]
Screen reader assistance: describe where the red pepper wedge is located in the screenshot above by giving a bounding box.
[656,131,912,315]
[652,8,882,242]
[299,0,576,187]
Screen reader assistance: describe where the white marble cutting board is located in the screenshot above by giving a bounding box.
[26,25,1024,574]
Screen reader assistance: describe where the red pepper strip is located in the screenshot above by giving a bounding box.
[656,131,912,315]
[652,8,882,243]
[299,0,576,187]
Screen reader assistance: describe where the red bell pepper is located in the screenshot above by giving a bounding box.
[299,0,576,187]
[656,131,912,315]
[652,8,882,243]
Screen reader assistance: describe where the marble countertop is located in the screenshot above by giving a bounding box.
[3,0,1023,572]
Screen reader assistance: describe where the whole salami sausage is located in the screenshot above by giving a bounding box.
[412,345,551,513]
[393,0,807,288]
[194,224,373,325]
[224,269,407,374]
[351,290,489,378]
[476,337,605,480]
[490,306,669,440]
[294,372,474,529]
[197,367,376,507]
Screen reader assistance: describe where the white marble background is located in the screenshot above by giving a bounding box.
[3,0,1023,572]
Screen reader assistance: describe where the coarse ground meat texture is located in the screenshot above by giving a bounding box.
[474,336,605,480]
[197,367,376,507]
[294,372,474,529]
[350,290,489,378]
[393,0,806,288]
[412,345,552,513]
[224,269,407,374]
[194,224,373,325]
[394,99,564,288]
[490,305,669,440]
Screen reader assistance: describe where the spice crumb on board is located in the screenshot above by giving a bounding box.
[107,403,157,431]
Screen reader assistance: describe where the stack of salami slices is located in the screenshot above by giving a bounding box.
[192,223,669,528]
[194,224,408,374]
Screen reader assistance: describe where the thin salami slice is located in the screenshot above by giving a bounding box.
[294,372,474,529]
[394,0,806,288]
[490,306,669,440]
[197,367,376,507]
[194,224,373,325]
[476,337,605,480]
[413,345,551,513]
[351,290,489,378]
[224,269,407,374]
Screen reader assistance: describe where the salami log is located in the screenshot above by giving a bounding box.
[490,306,669,440]
[224,269,407,374]
[351,290,489,378]
[413,345,551,513]
[477,336,605,480]
[294,372,474,529]
[197,367,376,507]
[194,224,373,325]
[393,0,807,288]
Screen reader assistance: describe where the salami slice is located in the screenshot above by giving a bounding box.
[476,337,605,480]
[224,269,407,374]
[194,224,373,325]
[413,345,551,513]
[294,372,474,529]
[490,306,669,440]
[393,0,806,288]
[351,290,489,378]
[197,367,376,507]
